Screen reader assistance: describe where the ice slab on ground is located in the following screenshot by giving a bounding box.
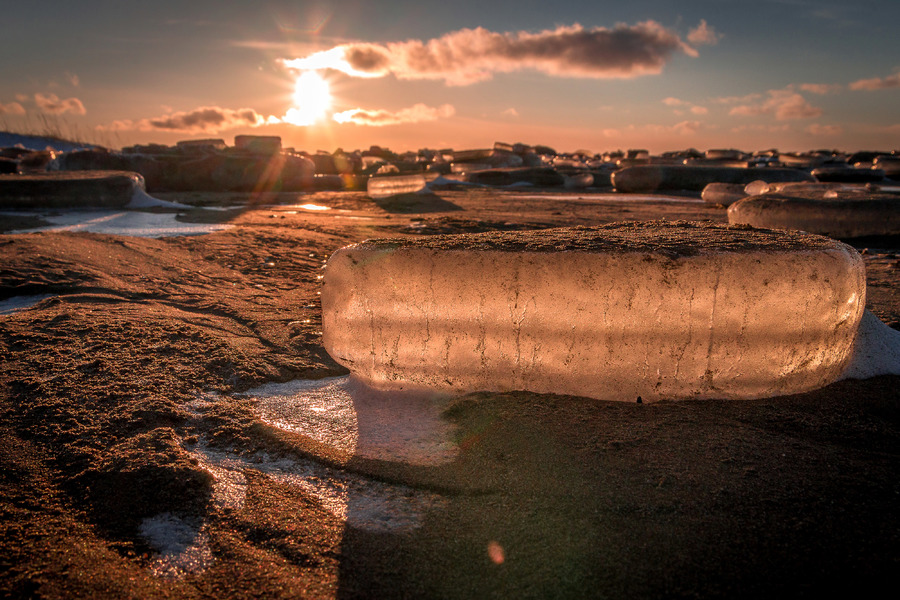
[323,222,865,402]
[247,375,458,466]
[727,186,900,238]
[702,182,747,206]
[612,165,814,193]
[367,174,428,199]
[0,170,145,208]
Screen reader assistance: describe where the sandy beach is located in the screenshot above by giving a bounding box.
[1,188,898,598]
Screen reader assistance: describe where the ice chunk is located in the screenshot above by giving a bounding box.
[702,182,747,206]
[612,165,814,193]
[322,222,865,402]
[0,170,146,209]
[728,186,900,237]
[367,173,427,199]
[743,180,770,196]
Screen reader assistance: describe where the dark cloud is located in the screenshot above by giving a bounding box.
[284,21,703,85]
[98,106,268,133]
[146,107,265,132]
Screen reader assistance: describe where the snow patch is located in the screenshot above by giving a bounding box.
[841,310,900,379]
[0,294,53,316]
[138,513,212,579]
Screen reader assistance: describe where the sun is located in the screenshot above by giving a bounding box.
[282,71,332,126]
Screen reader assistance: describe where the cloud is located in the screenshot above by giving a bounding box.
[332,103,455,126]
[65,72,80,87]
[805,124,843,135]
[729,89,821,120]
[671,120,702,135]
[849,72,900,91]
[0,101,26,116]
[799,83,843,95]
[662,97,707,115]
[99,106,268,133]
[602,120,703,138]
[712,93,761,104]
[687,20,722,45]
[282,21,702,85]
[502,107,520,117]
[34,92,86,115]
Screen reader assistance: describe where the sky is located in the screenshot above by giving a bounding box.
[1,0,899,154]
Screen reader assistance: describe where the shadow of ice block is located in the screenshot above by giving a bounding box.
[322,222,866,402]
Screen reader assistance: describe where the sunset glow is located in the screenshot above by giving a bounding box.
[2,1,899,152]
[281,71,332,127]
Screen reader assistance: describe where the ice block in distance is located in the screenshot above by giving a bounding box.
[728,185,900,238]
[321,222,865,402]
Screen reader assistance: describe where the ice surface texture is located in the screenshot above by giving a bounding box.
[322,222,865,402]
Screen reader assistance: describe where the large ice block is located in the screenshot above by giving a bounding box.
[322,222,865,402]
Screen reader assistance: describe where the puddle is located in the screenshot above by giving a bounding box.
[0,294,54,316]
[245,376,459,466]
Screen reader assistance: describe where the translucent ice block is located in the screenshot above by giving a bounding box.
[367,174,427,199]
[728,187,900,237]
[322,222,866,402]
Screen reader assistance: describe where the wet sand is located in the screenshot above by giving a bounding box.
[1,188,898,598]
